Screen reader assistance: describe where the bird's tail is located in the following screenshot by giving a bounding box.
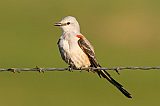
[97,70,132,98]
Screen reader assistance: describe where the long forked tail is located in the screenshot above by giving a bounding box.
[98,70,132,98]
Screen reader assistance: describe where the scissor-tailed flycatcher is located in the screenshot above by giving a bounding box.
[54,16,132,98]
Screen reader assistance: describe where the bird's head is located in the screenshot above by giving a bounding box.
[54,16,80,33]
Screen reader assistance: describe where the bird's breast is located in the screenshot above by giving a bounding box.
[58,36,90,68]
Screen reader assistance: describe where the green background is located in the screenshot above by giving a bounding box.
[0,0,160,106]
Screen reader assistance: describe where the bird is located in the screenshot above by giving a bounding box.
[54,16,132,98]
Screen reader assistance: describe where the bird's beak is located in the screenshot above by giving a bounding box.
[54,22,67,26]
[54,22,62,26]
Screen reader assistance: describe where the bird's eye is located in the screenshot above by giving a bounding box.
[67,22,70,25]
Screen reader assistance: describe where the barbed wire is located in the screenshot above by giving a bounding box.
[0,66,160,73]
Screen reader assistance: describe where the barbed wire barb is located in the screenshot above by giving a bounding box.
[0,66,160,73]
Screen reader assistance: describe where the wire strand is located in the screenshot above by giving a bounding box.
[0,66,160,73]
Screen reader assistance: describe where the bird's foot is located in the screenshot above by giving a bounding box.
[85,67,95,72]
[78,67,87,72]
[67,66,74,72]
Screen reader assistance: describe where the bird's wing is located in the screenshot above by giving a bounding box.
[76,35,100,67]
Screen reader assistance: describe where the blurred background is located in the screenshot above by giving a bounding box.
[0,0,160,106]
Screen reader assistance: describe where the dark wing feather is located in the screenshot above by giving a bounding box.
[77,36,100,67]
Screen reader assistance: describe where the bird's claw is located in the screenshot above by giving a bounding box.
[67,66,73,72]
[87,67,94,72]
